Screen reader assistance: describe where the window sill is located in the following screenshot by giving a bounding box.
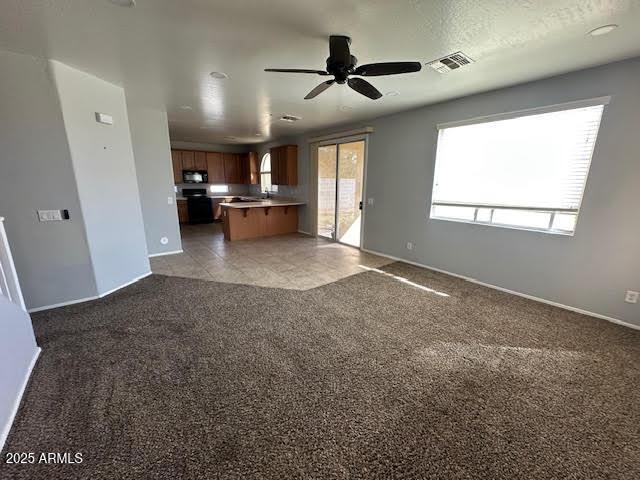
[429,216,575,236]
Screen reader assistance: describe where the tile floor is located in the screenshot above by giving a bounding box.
[149,223,392,290]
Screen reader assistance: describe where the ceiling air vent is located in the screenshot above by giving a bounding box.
[280,115,302,123]
[427,52,474,73]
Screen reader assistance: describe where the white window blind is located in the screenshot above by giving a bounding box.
[430,103,605,234]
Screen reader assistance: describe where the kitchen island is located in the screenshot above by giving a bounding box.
[220,200,305,241]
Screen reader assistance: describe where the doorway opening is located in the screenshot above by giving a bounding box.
[317,139,366,248]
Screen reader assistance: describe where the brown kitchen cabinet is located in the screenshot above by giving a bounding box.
[194,151,207,171]
[239,153,249,184]
[248,152,260,185]
[206,152,225,183]
[171,150,183,184]
[177,199,188,224]
[269,145,298,185]
[211,197,234,221]
[181,150,196,170]
[223,153,242,184]
[172,149,259,186]
[222,205,298,241]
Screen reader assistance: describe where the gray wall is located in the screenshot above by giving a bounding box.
[50,61,150,295]
[283,58,640,326]
[0,295,39,450]
[0,51,97,309]
[127,103,182,256]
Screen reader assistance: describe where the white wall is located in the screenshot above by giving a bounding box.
[0,295,39,452]
[0,51,98,310]
[279,57,640,326]
[127,103,182,256]
[50,61,150,295]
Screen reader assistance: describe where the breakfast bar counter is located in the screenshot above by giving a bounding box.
[220,200,305,241]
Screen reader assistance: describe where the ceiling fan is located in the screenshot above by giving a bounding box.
[265,35,422,100]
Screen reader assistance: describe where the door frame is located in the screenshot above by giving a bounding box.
[314,134,369,249]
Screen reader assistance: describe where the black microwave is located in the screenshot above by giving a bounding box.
[183,170,208,183]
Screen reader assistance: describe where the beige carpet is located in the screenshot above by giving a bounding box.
[2,263,639,479]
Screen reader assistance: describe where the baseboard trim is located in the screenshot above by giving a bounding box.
[148,249,183,258]
[0,346,41,452]
[28,295,99,313]
[28,272,153,313]
[362,248,640,331]
[98,271,152,298]
[297,230,313,236]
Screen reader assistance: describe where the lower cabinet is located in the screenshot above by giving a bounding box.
[222,206,298,241]
[211,198,226,221]
[266,205,298,235]
[177,199,188,224]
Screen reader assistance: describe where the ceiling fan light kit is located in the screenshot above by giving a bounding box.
[265,35,422,100]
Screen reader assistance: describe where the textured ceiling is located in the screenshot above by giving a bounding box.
[1,0,639,144]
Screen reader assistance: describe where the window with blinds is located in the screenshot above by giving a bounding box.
[430,101,606,234]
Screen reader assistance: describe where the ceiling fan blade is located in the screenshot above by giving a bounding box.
[353,62,422,76]
[347,77,382,100]
[329,35,351,64]
[304,80,335,99]
[265,68,329,75]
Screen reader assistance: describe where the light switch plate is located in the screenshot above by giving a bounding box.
[37,210,63,222]
[95,112,113,125]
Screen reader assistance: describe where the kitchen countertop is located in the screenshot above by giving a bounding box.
[219,200,306,209]
[176,195,259,201]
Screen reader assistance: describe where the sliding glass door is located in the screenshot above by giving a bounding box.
[317,145,338,239]
[317,140,366,248]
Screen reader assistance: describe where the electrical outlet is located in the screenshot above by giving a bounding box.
[625,290,639,304]
[168,196,174,205]
[406,242,413,250]
[367,198,374,206]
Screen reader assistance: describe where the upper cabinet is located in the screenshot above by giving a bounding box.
[171,150,183,184]
[171,149,259,185]
[270,145,298,185]
[248,152,260,185]
[194,151,207,171]
[206,152,225,183]
[181,150,196,170]
[223,153,241,184]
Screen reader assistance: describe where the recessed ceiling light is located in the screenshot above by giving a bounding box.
[209,71,229,80]
[108,0,136,6]
[254,133,262,136]
[588,24,618,36]
[179,105,193,110]
[385,91,400,97]
[339,106,353,112]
